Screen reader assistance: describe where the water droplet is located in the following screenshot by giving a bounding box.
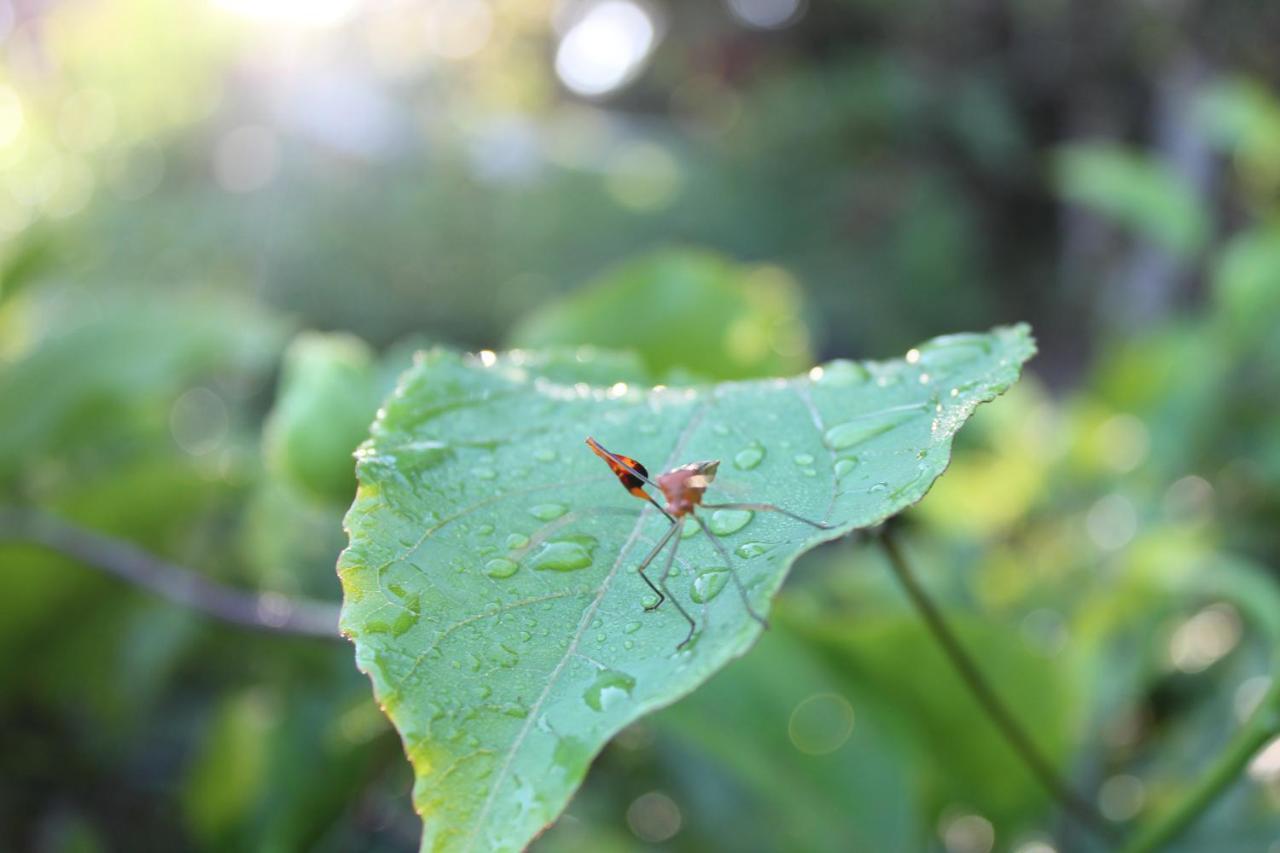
[734,444,765,470]
[641,593,660,609]
[623,639,634,650]
[814,359,870,386]
[472,467,497,480]
[691,568,729,603]
[485,558,519,578]
[793,453,815,466]
[583,669,636,711]
[834,458,858,479]
[531,536,597,572]
[801,468,817,477]
[679,517,700,539]
[624,620,642,634]
[476,523,494,536]
[392,607,419,636]
[868,482,888,493]
[534,448,556,462]
[505,533,530,549]
[824,408,917,449]
[712,423,730,436]
[708,509,753,535]
[529,503,568,521]
[736,542,770,558]
[475,684,492,700]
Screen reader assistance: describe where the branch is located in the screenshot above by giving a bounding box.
[878,528,1119,845]
[1120,665,1280,853]
[0,507,342,639]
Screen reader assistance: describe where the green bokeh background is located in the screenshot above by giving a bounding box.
[1,0,1278,850]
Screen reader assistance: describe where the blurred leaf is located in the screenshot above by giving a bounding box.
[1053,144,1209,257]
[654,623,919,852]
[798,609,1079,830]
[0,289,285,484]
[1196,79,1280,196]
[509,249,812,381]
[1212,225,1280,340]
[338,325,1034,852]
[263,332,379,505]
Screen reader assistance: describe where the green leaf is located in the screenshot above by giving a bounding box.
[508,248,812,381]
[263,332,379,504]
[338,324,1035,852]
[1052,143,1209,257]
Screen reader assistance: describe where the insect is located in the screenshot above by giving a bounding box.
[586,436,832,648]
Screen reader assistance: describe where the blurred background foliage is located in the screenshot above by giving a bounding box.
[1,0,1279,850]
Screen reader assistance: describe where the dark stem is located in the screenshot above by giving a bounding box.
[878,528,1118,845]
[0,507,342,639]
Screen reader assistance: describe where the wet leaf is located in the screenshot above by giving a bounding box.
[338,324,1035,852]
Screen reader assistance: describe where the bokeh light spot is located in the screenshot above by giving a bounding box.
[788,692,855,755]
[1098,774,1146,821]
[555,1,657,98]
[170,387,230,456]
[625,790,681,842]
[725,0,806,30]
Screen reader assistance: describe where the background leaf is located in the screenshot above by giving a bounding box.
[338,324,1035,851]
[508,248,812,381]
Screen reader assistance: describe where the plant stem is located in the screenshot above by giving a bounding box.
[1120,681,1280,853]
[878,528,1118,845]
[0,507,343,639]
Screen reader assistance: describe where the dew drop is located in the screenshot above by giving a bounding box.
[680,518,700,539]
[623,639,634,650]
[485,558,519,579]
[623,620,642,634]
[583,669,636,712]
[528,503,568,521]
[801,468,817,477]
[734,444,766,470]
[476,523,494,536]
[736,542,770,559]
[707,509,753,536]
[834,457,858,478]
[868,482,888,493]
[505,533,530,549]
[824,408,917,450]
[814,359,870,386]
[531,536,597,572]
[793,453,815,466]
[691,568,730,603]
[641,593,660,609]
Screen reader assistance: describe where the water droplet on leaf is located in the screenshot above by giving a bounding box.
[583,669,636,711]
[707,509,753,536]
[691,568,729,603]
[529,503,568,521]
[485,558,519,578]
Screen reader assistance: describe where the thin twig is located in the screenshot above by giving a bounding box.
[878,528,1119,846]
[0,507,342,639]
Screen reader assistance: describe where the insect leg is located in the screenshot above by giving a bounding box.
[645,495,676,524]
[655,530,697,649]
[701,502,833,530]
[691,509,769,630]
[634,519,679,612]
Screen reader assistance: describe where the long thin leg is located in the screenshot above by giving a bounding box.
[691,509,769,629]
[655,529,697,648]
[644,495,676,524]
[701,502,833,529]
[635,519,679,611]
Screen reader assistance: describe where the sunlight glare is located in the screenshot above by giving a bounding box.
[212,0,360,28]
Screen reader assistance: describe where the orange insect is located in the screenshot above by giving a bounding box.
[586,436,832,648]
